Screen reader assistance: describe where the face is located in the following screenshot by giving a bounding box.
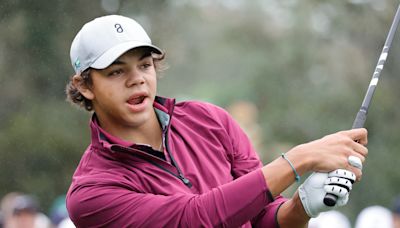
[77,48,158,133]
[394,214,400,228]
[9,211,36,228]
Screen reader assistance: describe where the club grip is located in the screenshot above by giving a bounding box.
[323,193,338,207]
[352,110,367,129]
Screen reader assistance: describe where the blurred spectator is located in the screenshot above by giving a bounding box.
[0,192,51,228]
[57,217,75,228]
[392,195,400,228]
[0,211,3,228]
[355,205,393,228]
[49,195,69,226]
[308,210,351,228]
[1,192,21,225]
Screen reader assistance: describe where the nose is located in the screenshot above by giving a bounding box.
[125,68,145,87]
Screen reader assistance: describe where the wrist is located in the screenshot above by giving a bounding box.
[281,153,301,183]
[277,193,310,227]
[286,145,314,176]
[292,192,310,219]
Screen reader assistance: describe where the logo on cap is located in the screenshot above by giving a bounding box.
[114,24,124,33]
[74,59,81,70]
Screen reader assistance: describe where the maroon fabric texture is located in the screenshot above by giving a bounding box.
[66,97,286,227]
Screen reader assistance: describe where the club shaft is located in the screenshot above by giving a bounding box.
[352,4,400,128]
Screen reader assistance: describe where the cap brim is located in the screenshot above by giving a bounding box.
[90,41,162,69]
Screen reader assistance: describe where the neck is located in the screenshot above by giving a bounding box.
[133,117,163,149]
[96,111,163,149]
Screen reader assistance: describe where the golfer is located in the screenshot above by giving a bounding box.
[65,15,368,228]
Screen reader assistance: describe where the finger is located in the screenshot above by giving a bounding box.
[356,170,362,182]
[357,128,368,145]
[325,177,353,191]
[332,166,362,182]
[346,166,362,182]
[346,128,368,145]
[347,152,365,165]
[324,185,349,198]
[336,194,349,207]
[351,141,368,158]
[328,169,356,182]
[348,155,362,170]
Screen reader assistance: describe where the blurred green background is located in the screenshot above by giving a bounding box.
[1,0,399,223]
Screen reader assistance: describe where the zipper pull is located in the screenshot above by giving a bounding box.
[180,174,192,188]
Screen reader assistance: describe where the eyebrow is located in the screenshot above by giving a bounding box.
[139,51,152,60]
[109,51,152,66]
[109,59,126,66]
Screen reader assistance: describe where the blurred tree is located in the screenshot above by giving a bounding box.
[0,0,399,223]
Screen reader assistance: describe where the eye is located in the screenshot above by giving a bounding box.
[140,62,153,70]
[108,68,124,77]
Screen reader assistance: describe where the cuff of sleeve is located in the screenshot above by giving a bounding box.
[215,168,279,227]
[255,169,274,202]
[251,195,287,228]
[274,201,285,228]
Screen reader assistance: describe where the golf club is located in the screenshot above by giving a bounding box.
[323,3,400,207]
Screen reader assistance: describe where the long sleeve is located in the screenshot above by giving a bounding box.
[67,169,273,228]
[210,103,288,228]
[251,195,286,228]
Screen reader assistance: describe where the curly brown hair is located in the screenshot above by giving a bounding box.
[65,49,166,111]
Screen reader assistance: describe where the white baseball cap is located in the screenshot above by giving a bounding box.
[70,15,162,74]
[308,211,351,228]
[355,205,393,228]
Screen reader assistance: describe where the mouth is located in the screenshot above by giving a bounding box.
[126,93,149,112]
[127,95,146,105]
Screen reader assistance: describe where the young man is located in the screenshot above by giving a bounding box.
[66,15,368,227]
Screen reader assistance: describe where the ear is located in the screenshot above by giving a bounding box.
[72,74,95,100]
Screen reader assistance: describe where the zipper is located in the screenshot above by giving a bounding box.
[162,104,193,188]
[165,134,192,188]
[111,101,193,188]
[112,145,192,188]
[137,152,192,188]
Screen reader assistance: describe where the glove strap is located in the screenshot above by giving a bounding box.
[281,153,301,182]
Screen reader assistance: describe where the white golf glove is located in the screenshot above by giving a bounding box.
[298,169,356,218]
